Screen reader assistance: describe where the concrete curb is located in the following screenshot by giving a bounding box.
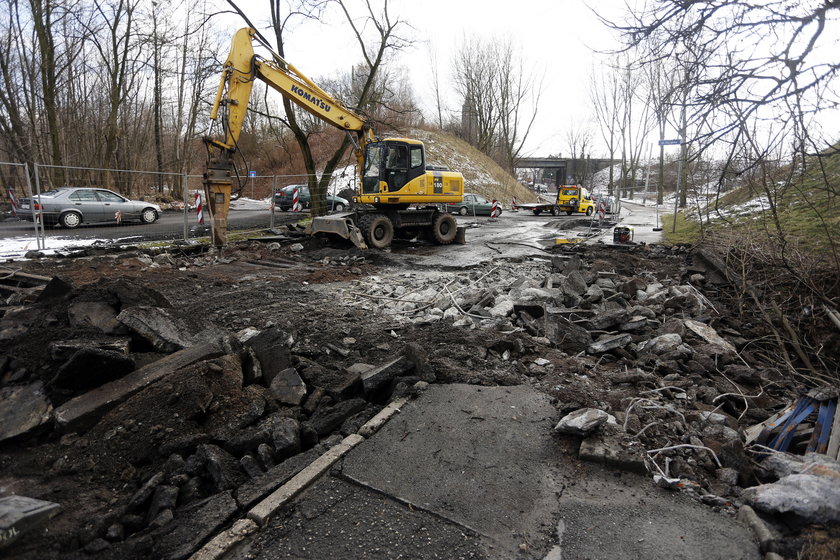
[188,519,258,560]
[358,397,408,438]
[737,505,776,554]
[247,433,365,526]
[188,395,410,559]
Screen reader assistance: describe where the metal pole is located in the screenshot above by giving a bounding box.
[270,175,277,230]
[33,163,45,250]
[642,144,653,205]
[672,156,683,233]
[23,163,41,249]
[182,173,189,241]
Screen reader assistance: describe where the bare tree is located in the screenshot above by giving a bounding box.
[564,119,594,185]
[603,0,840,381]
[452,35,542,172]
[589,61,623,195]
[642,57,678,204]
[452,35,499,153]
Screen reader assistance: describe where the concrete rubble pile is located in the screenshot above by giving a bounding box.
[344,244,840,528]
[0,275,428,558]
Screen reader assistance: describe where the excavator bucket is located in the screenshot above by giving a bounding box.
[307,213,368,249]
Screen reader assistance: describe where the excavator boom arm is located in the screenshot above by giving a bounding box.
[203,28,371,247]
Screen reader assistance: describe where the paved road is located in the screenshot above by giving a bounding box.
[227,385,760,560]
[0,209,297,241]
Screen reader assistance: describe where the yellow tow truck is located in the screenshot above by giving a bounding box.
[517,185,596,216]
[202,28,464,250]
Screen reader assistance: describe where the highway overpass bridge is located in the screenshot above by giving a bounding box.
[514,157,615,186]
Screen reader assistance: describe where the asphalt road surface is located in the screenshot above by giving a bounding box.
[0,208,299,243]
[228,385,760,560]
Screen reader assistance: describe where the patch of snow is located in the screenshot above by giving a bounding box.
[230,197,272,210]
[0,235,108,260]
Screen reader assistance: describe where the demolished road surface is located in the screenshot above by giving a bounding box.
[224,384,759,559]
[1,211,838,559]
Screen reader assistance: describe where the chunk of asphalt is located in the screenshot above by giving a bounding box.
[53,341,226,433]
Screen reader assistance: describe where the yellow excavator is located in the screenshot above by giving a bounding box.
[203,27,464,250]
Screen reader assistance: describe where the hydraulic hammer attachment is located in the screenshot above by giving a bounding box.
[202,148,233,248]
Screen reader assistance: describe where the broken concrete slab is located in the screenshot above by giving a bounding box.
[559,270,588,296]
[67,301,125,335]
[245,327,293,386]
[0,306,42,342]
[578,429,648,474]
[307,398,368,436]
[268,368,307,406]
[116,306,228,353]
[48,337,131,361]
[638,333,684,354]
[360,356,415,396]
[741,474,840,523]
[684,319,736,353]
[555,408,614,436]
[0,382,53,443]
[0,495,61,549]
[53,340,226,433]
[299,362,361,400]
[587,333,632,354]
[35,276,74,302]
[588,308,630,330]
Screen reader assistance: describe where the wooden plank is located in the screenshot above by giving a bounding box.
[826,398,840,460]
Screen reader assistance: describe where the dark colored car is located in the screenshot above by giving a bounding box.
[274,185,348,212]
[446,193,502,216]
[18,187,161,228]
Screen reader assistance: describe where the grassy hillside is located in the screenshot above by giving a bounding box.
[666,145,840,257]
[408,127,538,206]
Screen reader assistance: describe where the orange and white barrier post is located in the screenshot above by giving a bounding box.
[490,199,500,220]
[195,192,204,224]
[511,197,518,211]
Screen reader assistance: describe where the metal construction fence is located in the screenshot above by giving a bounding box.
[0,161,346,255]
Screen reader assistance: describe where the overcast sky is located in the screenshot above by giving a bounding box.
[221,0,631,158]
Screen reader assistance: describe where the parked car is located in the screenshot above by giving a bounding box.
[446,193,502,217]
[273,185,348,212]
[18,187,161,228]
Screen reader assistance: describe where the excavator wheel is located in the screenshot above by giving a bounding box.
[359,213,394,249]
[431,213,457,245]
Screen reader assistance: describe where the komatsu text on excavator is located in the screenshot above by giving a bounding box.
[203,27,465,250]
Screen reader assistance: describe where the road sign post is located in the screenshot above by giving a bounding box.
[249,170,256,199]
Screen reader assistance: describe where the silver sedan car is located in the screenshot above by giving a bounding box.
[18,187,162,228]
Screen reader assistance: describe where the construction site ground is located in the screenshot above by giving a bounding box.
[1,206,837,559]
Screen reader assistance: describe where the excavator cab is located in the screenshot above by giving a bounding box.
[362,140,425,195]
